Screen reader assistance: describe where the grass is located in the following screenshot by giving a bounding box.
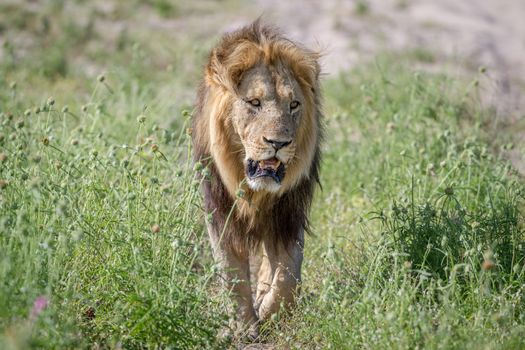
[1,1,525,349]
[268,68,525,349]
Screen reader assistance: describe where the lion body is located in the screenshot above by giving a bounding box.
[192,21,322,337]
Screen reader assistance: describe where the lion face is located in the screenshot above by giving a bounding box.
[231,64,304,192]
[196,23,321,201]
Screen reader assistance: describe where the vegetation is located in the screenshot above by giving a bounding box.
[1,1,524,349]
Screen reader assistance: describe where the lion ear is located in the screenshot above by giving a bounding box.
[206,42,259,92]
[206,50,241,93]
[206,48,231,90]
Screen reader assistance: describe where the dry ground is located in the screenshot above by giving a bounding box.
[254,0,525,172]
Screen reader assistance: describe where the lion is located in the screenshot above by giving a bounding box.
[192,20,322,339]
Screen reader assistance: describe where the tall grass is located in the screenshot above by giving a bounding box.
[0,75,233,348]
[1,2,524,349]
[264,65,525,349]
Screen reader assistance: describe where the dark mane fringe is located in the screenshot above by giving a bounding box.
[199,158,321,254]
[192,21,323,254]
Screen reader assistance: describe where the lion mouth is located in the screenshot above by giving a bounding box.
[246,157,286,184]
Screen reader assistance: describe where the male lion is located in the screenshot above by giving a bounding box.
[192,21,322,338]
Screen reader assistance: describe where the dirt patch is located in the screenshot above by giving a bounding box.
[251,0,525,171]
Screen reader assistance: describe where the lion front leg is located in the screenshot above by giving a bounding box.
[206,223,259,339]
[255,230,304,321]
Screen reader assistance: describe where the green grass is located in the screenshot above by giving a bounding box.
[266,68,525,349]
[1,1,525,349]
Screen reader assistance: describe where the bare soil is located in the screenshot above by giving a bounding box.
[252,0,525,172]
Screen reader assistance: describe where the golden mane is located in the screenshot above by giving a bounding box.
[192,20,323,253]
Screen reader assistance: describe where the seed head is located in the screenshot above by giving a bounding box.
[61,105,69,113]
[16,120,24,129]
[47,97,55,106]
[193,162,203,171]
[0,153,7,163]
[24,109,32,117]
[71,139,79,146]
[81,105,88,112]
[151,224,160,233]
[34,106,41,114]
[137,114,146,123]
[97,74,105,82]
[236,188,245,198]
[444,187,454,196]
[83,306,95,321]
[151,144,158,152]
[482,259,495,271]
[9,81,16,89]
[0,180,7,189]
[42,137,50,146]
[91,149,98,157]
[202,168,211,178]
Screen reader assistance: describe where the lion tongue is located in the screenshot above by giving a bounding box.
[259,158,280,171]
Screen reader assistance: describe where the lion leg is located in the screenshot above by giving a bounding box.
[207,223,259,339]
[254,247,271,310]
[256,230,304,321]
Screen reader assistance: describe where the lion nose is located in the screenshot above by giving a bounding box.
[263,137,292,150]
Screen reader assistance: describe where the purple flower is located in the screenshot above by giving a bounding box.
[30,296,49,320]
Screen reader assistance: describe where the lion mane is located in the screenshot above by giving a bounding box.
[192,21,323,254]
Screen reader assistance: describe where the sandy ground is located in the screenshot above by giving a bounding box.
[255,0,525,109]
[249,0,525,173]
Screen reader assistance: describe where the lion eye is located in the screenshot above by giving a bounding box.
[246,98,261,107]
[290,100,300,110]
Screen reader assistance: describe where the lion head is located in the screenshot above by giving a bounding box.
[194,21,322,199]
[193,21,322,245]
